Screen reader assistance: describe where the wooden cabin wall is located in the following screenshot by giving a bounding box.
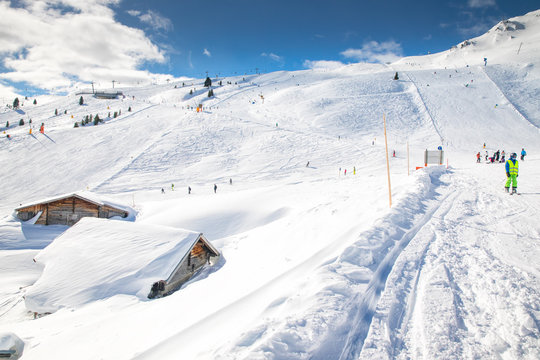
[162,240,219,296]
[45,198,99,225]
[17,197,127,225]
[102,205,127,219]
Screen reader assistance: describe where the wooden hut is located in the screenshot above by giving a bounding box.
[24,218,221,313]
[148,233,220,298]
[15,192,129,226]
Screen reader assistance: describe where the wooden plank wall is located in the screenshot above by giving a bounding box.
[17,197,127,225]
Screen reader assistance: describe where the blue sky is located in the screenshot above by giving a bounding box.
[0,0,538,97]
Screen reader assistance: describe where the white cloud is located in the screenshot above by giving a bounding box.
[468,0,496,8]
[137,10,173,32]
[0,1,167,92]
[340,40,403,64]
[127,10,141,17]
[261,52,284,64]
[303,60,345,70]
[203,48,211,57]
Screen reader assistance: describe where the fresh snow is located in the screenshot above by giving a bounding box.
[1,9,540,360]
[24,218,209,314]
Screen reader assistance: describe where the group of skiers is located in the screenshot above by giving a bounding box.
[477,146,527,195]
[477,149,506,163]
[161,179,233,195]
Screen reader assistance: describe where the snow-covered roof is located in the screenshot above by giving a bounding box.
[16,191,132,214]
[25,217,213,313]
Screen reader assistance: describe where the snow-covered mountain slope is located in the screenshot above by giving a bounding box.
[0,9,539,360]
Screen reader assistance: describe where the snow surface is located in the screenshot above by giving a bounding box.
[24,217,206,314]
[0,9,539,360]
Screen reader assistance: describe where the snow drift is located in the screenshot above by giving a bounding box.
[25,218,217,313]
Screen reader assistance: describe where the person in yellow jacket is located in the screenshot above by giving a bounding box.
[505,153,519,194]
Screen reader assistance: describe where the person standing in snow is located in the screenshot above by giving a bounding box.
[188,186,191,194]
[214,184,217,193]
[521,148,527,161]
[500,150,505,163]
[505,153,519,194]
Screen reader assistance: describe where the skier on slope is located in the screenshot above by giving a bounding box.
[476,152,481,163]
[521,148,527,161]
[505,153,519,194]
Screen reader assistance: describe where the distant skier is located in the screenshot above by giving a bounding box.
[306,161,310,167]
[521,148,527,161]
[484,57,487,66]
[188,186,191,194]
[171,184,174,191]
[476,152,481,163]
[500,150,505,163]
[505,153,519,194]
[229,178,232,185]
[214,184,217,193]
[40,123,44,134]
[161,188,165,194]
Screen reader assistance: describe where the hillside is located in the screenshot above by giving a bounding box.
[0,9,539,360]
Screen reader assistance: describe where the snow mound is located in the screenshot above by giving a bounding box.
[25,218,209,313]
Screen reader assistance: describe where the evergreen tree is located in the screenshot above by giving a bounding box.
[114,111,118,118]
[33,99,37,105]
[13,97,19,109]
[6,121,9,128]
[64,110,67,114]
[189,89,193,95]
[93,114,100,125]
[19,118,24,126]
[79,96,84,105]
[128,106,132,112]
[204,77,212,87]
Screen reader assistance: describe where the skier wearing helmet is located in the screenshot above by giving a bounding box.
[505,153,519,194]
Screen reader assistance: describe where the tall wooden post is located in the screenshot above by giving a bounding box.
[384,114,392,208]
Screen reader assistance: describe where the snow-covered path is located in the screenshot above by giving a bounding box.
[361,156,540,360]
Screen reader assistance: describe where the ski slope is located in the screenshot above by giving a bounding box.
[0,9,539,360]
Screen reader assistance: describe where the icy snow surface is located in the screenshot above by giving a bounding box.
[0,9,540,360]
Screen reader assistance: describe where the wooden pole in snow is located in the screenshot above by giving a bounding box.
[384,114,392,208]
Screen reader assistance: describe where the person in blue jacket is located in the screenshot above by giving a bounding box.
[505,153,519,194]
[520,148,527,161]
